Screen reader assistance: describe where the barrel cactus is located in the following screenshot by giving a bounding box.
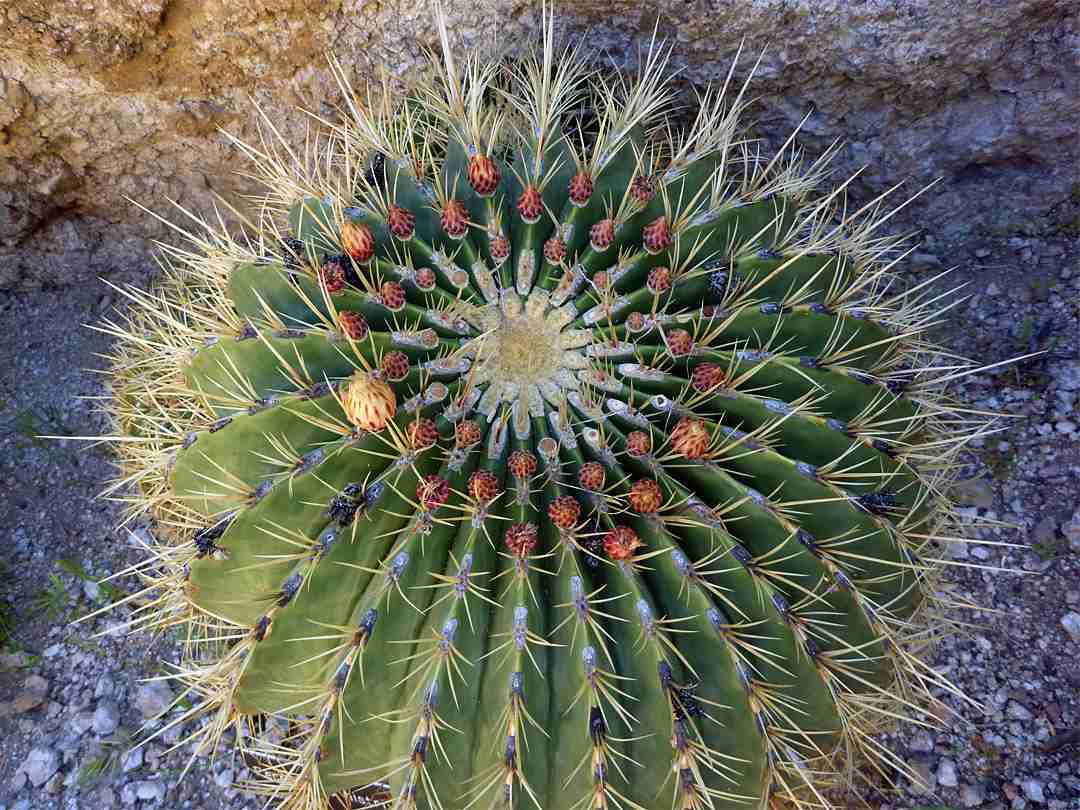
[102,9,987,810]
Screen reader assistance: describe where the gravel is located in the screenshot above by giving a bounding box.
[0,284,260,810]
[870,228,1080,810]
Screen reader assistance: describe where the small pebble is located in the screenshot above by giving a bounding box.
[938,758,959,788]
[1061,611,1080,643]
[92,700,120,736]
[18,748,59,788]
[961,783,985,807]
[133,780,166,802]
[11,675,48,713]
[134,681,175,721]
[1021,778,1045,803]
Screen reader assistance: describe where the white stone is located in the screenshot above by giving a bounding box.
[133,780,166,802]
[1061,611,1080,643]
[1006,700,1033,720]
[937,758,958,788]
[71,710,95,736]
[19,748,59,788]
[122,747,144,773]
[92,700,119,736]
[134,681,174,721]
[214,767,235,788]
[1021,779,1045,803]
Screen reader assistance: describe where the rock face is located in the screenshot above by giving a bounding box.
[1,0,1077,288]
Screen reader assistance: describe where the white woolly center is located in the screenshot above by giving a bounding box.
[465,289,592,434]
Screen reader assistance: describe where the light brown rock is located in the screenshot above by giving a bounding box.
[11,673,48,713]
[1,0,1077,288]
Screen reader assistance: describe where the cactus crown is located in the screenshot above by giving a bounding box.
[100,6,995,810]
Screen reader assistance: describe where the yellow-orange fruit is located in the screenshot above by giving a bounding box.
[341,221,375,262]
[343,372,396,431]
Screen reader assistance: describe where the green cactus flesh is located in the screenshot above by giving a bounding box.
[104,12,986,810]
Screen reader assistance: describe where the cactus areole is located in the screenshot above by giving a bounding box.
[104,7,990,810]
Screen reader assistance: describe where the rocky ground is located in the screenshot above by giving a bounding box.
[0,225,1078,808]
[0,281,263,810]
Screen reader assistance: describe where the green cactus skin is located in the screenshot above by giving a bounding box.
[100,8,993,810]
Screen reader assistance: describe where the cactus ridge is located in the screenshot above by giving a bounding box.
[99,7,1000,810]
